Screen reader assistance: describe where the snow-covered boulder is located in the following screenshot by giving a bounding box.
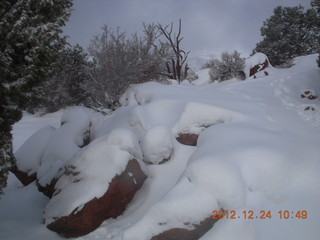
[44,136,147,238]
[37,108,91,197]
[301,89,317,100]
[173,102,233,146]
[245,52,270,77]
[141,125,173,164]
[12,126,55,185]
[123,177,219,240]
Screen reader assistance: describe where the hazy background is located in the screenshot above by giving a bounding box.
[63,0,311,61]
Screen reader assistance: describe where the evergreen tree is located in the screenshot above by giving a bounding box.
[311,0,320,67]
[0,0,72,195]
[253,5,319,66]
[40,44,92,112]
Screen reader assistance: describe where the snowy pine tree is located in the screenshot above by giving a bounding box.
[253,5,319,66]
[311,0,320,67]
[0,0,72,194]
[40,44,92,112]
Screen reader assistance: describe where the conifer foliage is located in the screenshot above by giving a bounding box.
[253,4,319,66]
[0,0,73,194]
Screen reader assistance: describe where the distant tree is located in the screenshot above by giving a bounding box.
[39,45,93,113]
[311,0,320,67]
[253,5,319,66]
[88,24,166,107]
[0,0,72,195]
[157,19,190,83]
[209,51,245,82]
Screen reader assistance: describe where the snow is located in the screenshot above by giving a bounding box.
[123,177,219,240]
[15,126,55,175]
[141,125,173,164]
[1,54,320,240]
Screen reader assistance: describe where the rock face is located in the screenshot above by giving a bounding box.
[176,133,199,146]
[10,166,37,186]
[151,216,219,240]
[249,59,269,77]
[46,159,147,238]
[37,178,59,198]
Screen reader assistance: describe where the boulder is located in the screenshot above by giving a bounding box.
[249,59,269,77]
[12,126,55,186]
[151,216,218,240]
[46,159,147,238]
[10,166,37,186]
[304,106,315,111]
[141,126,173,164]
[301,89,317,100]
[176,133,199,146]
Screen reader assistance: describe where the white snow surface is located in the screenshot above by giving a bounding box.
[1,54,320,240]
[15,126,55,175]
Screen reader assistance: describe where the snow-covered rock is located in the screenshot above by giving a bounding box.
[245,52,271,77]
[44,135,147,238]
[123,177,219,240]
[37,107,91,197]
[141,125,173,164]
[12,126,55,185]
[300,89,317,100]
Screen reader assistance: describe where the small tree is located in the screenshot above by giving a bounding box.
[311,0,320,67]
[209,51,245,82]
[88,24,166,108]
[157,19,190,83]
[253,5,319,66]
[39,45,93,113]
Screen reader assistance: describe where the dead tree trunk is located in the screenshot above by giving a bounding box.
[157,19,189,84]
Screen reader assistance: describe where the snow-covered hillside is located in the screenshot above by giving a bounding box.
[0,54,319,240]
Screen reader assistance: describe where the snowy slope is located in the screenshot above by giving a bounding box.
[0,54,319,240]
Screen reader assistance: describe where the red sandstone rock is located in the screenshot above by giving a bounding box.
[301,90,317,100]
[10,166,37,186]
[150,216,219,240]
[46,159,147,238]
[37,178,59,198]
[249,59,269,77]
[176,133,199,146]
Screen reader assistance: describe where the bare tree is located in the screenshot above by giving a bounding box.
[157,19,190,83]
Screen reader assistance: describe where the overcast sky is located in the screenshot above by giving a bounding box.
[63,0,311,61]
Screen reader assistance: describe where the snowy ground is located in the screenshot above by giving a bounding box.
[0,54,320,240]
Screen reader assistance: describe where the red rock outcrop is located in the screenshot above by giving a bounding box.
[176,133,199,146]
[37,178,59,198]
[46,159,147,238]
[249,59,269,77]
[301,90,317,100]
[10,166,37,186]
[151,216,219,240]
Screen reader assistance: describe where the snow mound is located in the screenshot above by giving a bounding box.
[37,108,91,187]
[106,128,142,160]
[185,157,246,210]
[172,102,235,135]
[44,136,136,225]
[141,125,173,164]
[15,126,55,176]
[123,177,218,240]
